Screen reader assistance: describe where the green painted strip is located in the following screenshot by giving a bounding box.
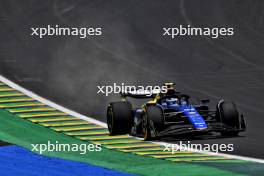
[40,121,92,127]
[0,85,10,88]
[27,116,74,120]
[0,87,14,91]
[17,111,67,118]
[51,125,105,132]
[50,124,98,130]
[80,135,131,141]
[166,157,233,162]
[136,151,194,155]
[0,96,33,103]
[152,154,210,159]
[120,147,165,153]
[65,130,109,136]
[0,102,44,108]
[7,107,57,113]
[195,159,248,163]
[0,91,19,94]
[0,92,24,98]
[106,143,161,149]
[0,95,28,101]
[29,117,78,123]
[93,139,143,145]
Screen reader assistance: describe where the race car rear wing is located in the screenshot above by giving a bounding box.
[120,89,158,99]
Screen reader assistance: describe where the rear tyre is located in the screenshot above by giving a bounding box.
[142,105,164,140]
[107,101,133,135]
[216,101,240,136]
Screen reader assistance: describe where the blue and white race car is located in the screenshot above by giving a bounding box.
[106,83,246,140]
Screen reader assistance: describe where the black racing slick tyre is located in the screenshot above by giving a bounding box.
[142,105,164,140]
[107,101,133,135]
[217,101,240,136]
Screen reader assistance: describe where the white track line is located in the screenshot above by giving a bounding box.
[0,75,264,164]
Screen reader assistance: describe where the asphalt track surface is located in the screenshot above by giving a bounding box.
[0,0,264,159]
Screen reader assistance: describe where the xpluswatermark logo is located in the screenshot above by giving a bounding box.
[97,83,167,96]
[30,25,102,39]
[163,25,234,39]
[163,141,234,154]
[31,141,102,154]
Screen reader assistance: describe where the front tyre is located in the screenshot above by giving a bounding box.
[107,102,133,135]
[216,101,240,136]
[142,105,164,140]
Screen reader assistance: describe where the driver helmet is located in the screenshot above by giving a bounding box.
[180,97,187,105]
[163,82,176,96]
[166,97,179,106]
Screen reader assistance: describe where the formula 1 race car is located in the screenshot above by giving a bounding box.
[106,83,246,140]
